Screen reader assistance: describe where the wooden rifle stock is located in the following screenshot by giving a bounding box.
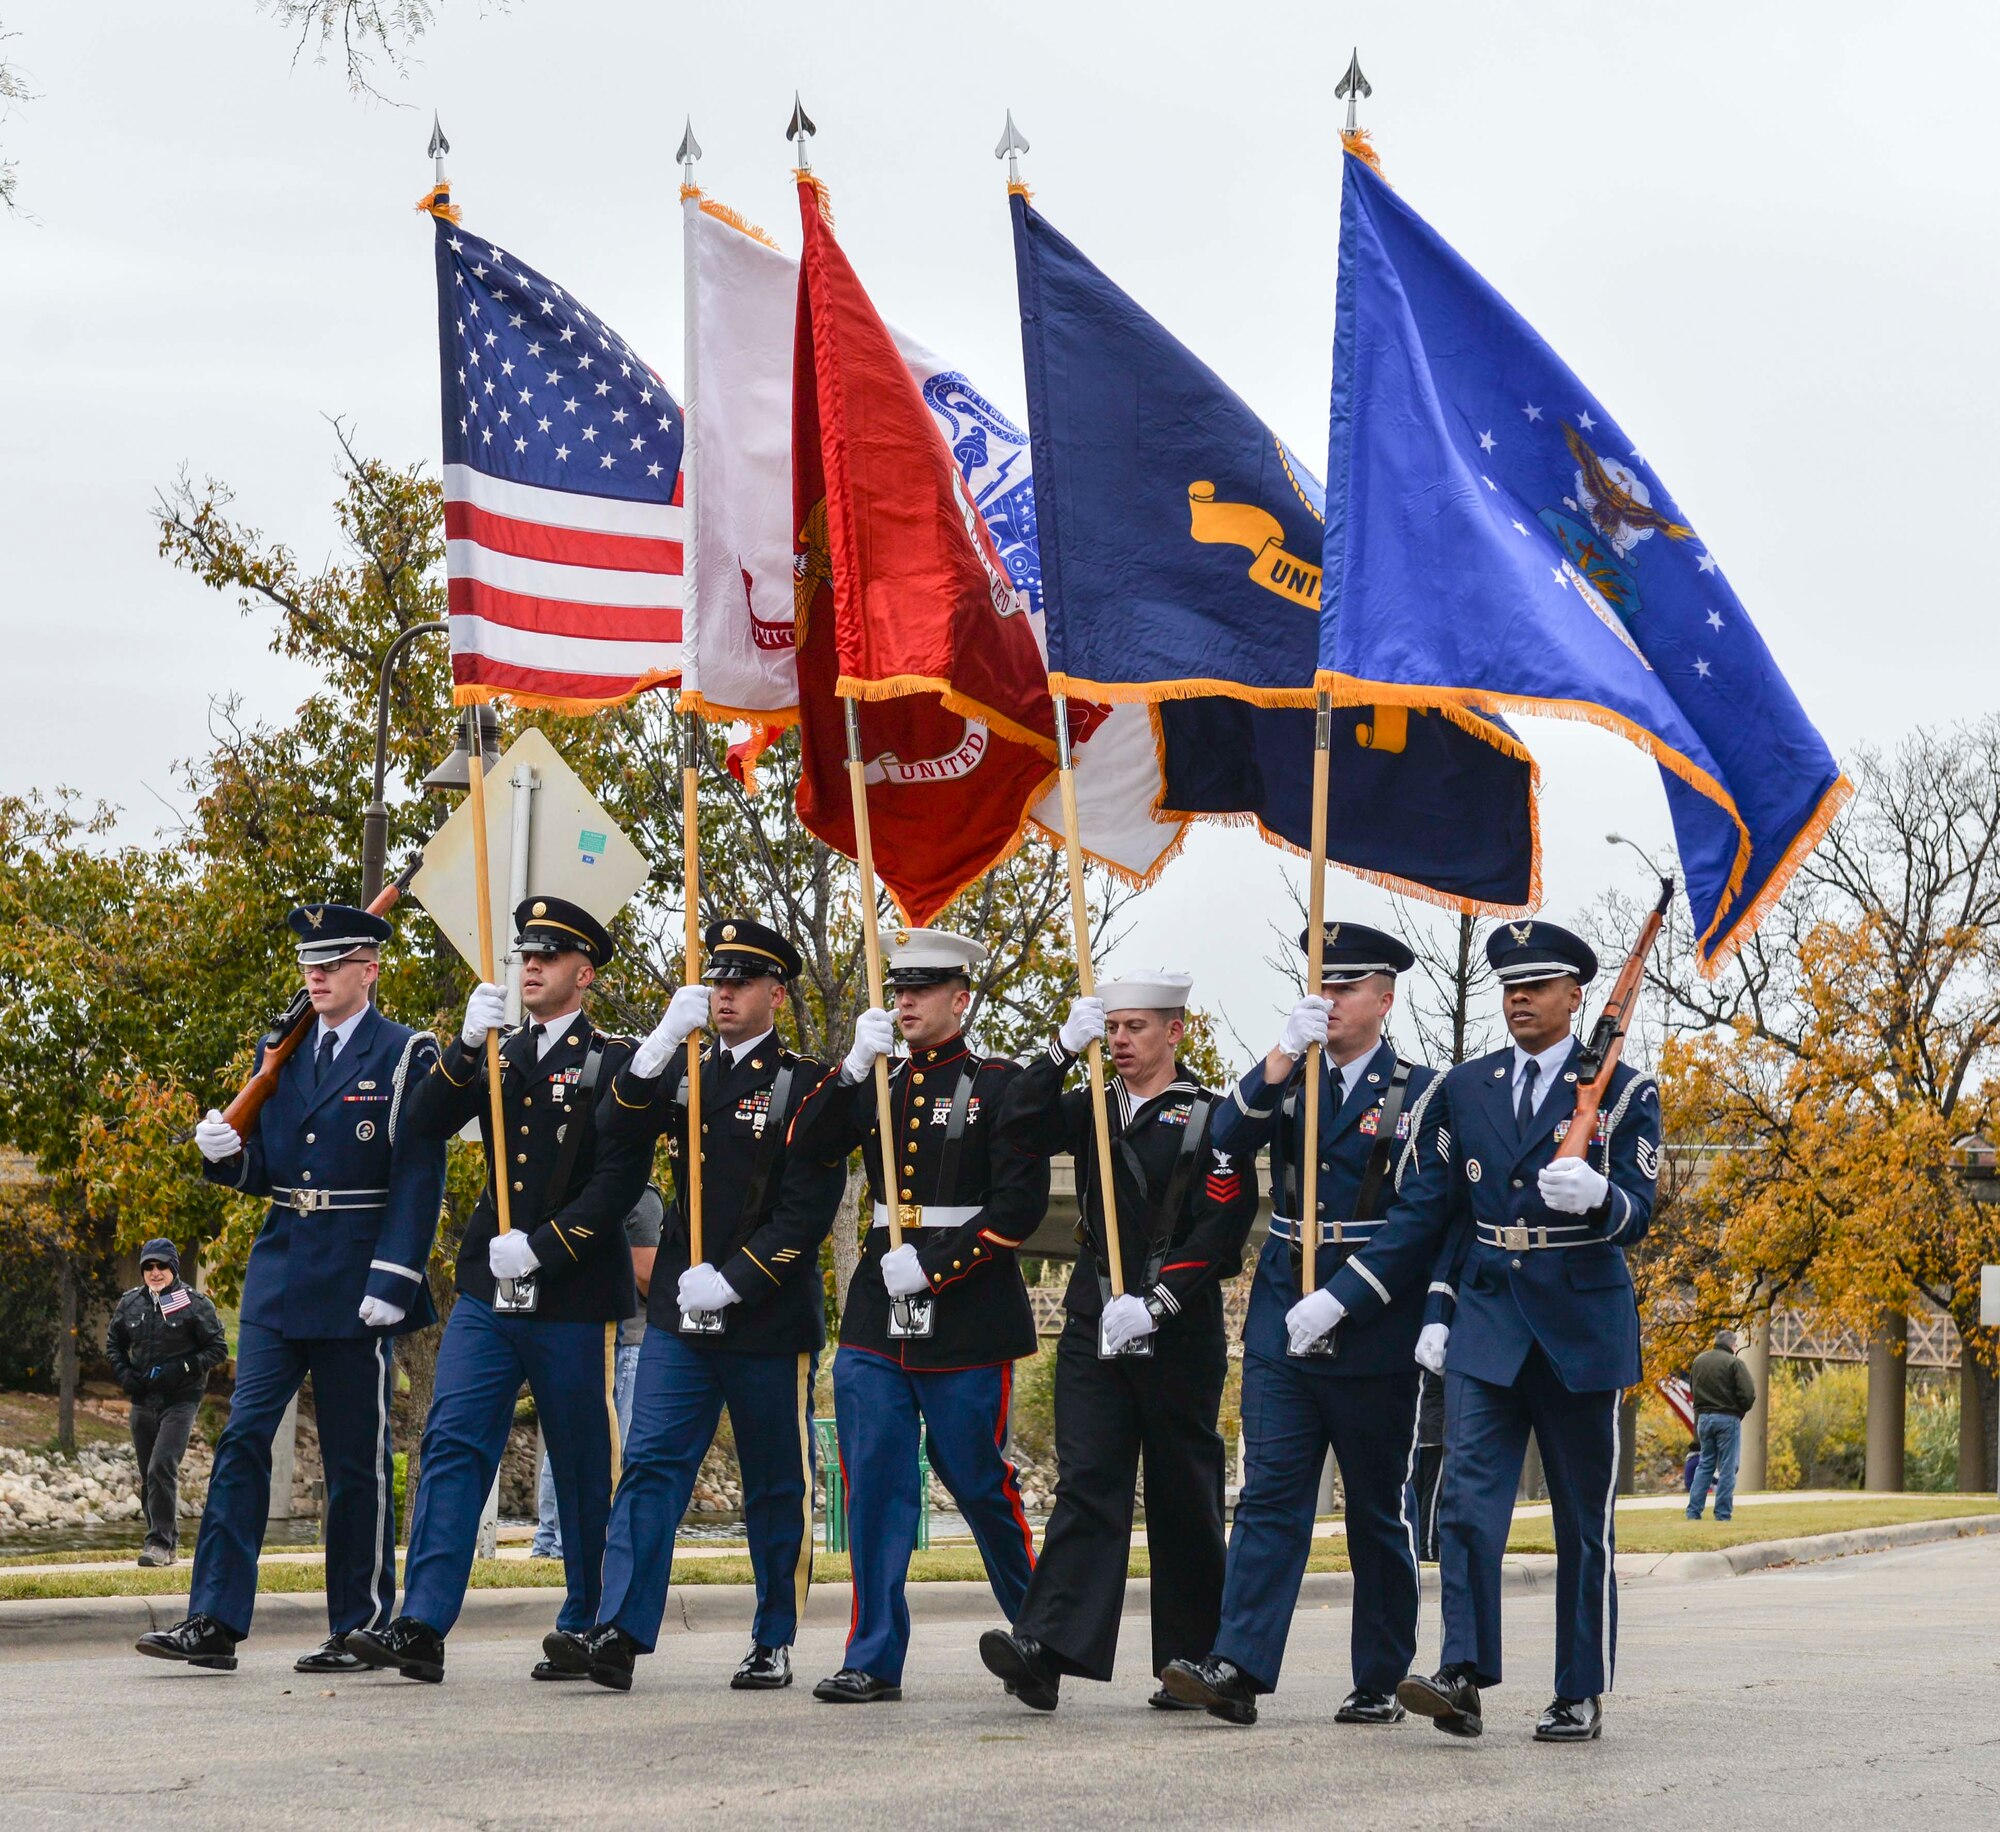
[1552,876,1674,1163]
[215,854,423,1138]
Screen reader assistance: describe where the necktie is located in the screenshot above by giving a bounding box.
[315,1031,337,1086]
[1515,1058,1540,1138]
[529,1022,546,1059]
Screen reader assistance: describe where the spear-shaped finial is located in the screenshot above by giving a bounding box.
[787,92,817,172]
[428,111,450,186]
[1335,49,1371,136]
[994,109,1030,187]
[677,116,703,191]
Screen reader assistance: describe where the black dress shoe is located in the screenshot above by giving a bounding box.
[531,1660,587,1680]
[812,1667,903,1704]
[1159,1655,1258,1726]
[135,1614,238,1671]
[575,1623,639,1692]
[1396,1665,1482,1738]
[294,1635,365,1675]
[1534,1695,1602,1742]
[346,1616,446,1684]
[1335,1687,1407,1724]
[731,1643,793,1690]
[978,1630,1060,1712]
[1147,1686,1204,1711]
[539,1629,592,1676]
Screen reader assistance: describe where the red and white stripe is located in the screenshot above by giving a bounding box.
[442,463,686,708]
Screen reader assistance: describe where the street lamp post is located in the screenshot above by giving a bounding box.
[360,619,449,903]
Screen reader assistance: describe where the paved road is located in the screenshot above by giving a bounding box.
[4,1536,1997,1828]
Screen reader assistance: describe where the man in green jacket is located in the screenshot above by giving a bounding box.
[1685,1331,1758,1522]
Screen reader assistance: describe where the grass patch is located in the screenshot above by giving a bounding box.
[0,1390,127,1453]
[1506,1494,2000,1557]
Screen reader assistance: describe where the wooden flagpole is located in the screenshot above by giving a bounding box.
[1053,694,1127,1298]
[843,699,903,1250]
[462,719,514,1241]
[1297,689,1332,1293]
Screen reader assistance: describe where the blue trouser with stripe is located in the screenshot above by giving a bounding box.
[401,1296,617,1637]
[832,1346,1036,1685]
[1440,1346,1620,1698]
[597,1327,819,1652]
[1213,1355,1421,1695]
[189,1321,396,1641]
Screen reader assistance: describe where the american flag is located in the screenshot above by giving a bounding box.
[432,216,685,708]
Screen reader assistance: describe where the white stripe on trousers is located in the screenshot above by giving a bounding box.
[368,1337,391,1630]
[1600,1389,1621,1693]
[1395,1390,1422,1599]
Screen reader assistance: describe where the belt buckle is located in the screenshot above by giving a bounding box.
[1500,1224,1531,1251]
[896,1201,923,1234]
[290,1188,323,1216]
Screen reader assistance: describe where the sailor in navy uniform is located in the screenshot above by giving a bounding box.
[790,928,1050,1704]
[348,897,653,1684]
[141,903,445,1676]
[1396,920,1659,1744]
[1164,923,1449,1727]
[551,917,846,1694]
[979,972,1257,1714]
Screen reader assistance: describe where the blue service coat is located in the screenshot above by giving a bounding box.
[1213,1039,1445,1377]
[1403,1040,1659,1392]
[203,1005,446,1338]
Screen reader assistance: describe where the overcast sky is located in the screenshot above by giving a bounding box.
[4,2,1995,1060]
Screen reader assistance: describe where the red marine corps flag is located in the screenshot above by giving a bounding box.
[791,173,1058,923]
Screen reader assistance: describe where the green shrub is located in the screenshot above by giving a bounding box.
[1767,1364,1868,1489]
[1905,1385,1960,1493]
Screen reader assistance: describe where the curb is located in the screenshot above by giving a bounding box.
[8,1513,1998,1661]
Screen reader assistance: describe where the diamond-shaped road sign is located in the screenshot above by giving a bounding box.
[412,727,649,978]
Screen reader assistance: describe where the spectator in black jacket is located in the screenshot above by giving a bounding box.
[105,1239,228,1566]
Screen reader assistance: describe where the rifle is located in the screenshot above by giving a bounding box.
[212,853,425,1139]
[1552,876,1674,1164]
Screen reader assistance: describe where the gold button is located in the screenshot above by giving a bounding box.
[702,1123,710,1133]
[909,1119,921,1131]
[524,1096,533,1107]
[520,1126,530,1136]
[953,1260,962,1270]
[900,1188,913,1199]
[914,1096,927,1107]
[912,1072,925,1086]
[513,1180,524,1191]
[516,1153,527,1164]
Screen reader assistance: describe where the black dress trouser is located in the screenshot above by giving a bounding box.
[129,1395,199,1552]
[1014,1310,1228,1683]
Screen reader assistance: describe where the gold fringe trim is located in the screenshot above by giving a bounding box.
[451,671,678,715]
[1340,129,1386,180]
[677,692,801,729]
[695,193,784,252]
[834,674,1059,762]
[1698,771,1854,976]
[1049,670,1316,711]
[1007,180,1034,201]
[795,170,835,229]
[416,182,462,224]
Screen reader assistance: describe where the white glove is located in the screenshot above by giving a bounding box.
[194,1109,243,1163]
[842,1008,897,1084]
[633,985,710,1079]
[358,1296,407,1330]
[678,1262,740,1313]
[1058,996,1107,1055]
[1286,1287,1347,1355]
[1099,1292,1157,1353]
[881,1242,930,1297]
[1538,1157,1609,1214]
[1278,995,1331,1059]
[489,1231,541,1281]
[1415,1322,1450,1374]
[461,981,508,1048]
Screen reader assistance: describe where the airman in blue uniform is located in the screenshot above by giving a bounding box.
[139,902,446,1676]
[1163,923,1449,1727]
[1396,920,1659,1744]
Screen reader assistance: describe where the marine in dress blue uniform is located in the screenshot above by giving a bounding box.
[1396,921,1660,1745]
[979,972,1257,1714]
[348,897,653,1684]
[551,918,846,1693]
[138,903,446,1676]
[1164,924,1450,1727]
[789,928,1050,1703]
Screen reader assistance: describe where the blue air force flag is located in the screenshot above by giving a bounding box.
[1321,153,1849,971]
[1010,191,1535,911]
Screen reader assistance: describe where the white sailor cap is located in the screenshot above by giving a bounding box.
[880,927,989,986]
[1094,971,1193,1012]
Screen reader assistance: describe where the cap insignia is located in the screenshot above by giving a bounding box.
[532,900,548,917]
[1509,921,1533,946]
[304,907,324,930]
[722,923,737,940]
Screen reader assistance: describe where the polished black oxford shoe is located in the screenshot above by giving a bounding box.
[570,1623,639,1692]
[979,1630,1060,1712]
[1396,1665,1482,1738]
[1335,1687,1407,1725]
[1534,1695,1602,1742]
[1159,1655,1258,1726]
[1147,1686,1204,1711]
[731,1642,793,1690]
[294,1634,365,1675]
[346,1616,446,1684]
[812,1667,903,1704]
[536,1628,592,1680]
[135,1614,238,1671]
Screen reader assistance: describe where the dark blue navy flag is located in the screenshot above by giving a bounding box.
[1322,152,1848,972]
[1010,191,1535,911]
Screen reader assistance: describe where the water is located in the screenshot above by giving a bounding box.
[0,1515,328,1559]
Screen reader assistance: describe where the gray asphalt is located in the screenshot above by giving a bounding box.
[3,1536,1997,1828]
